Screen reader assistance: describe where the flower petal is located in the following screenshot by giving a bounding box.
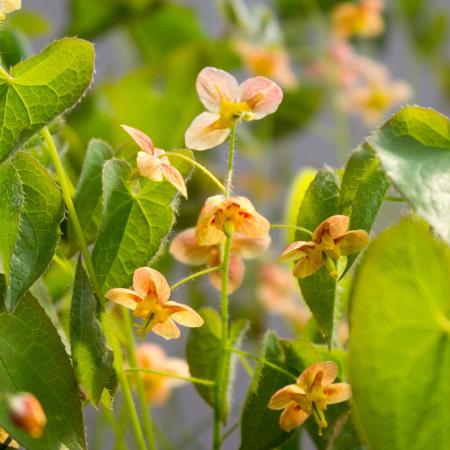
[104,288,140,310]
[279,403,310,432]
[297,361,338,389]
[268,384,305,410]
[292,251,324,278]
[196,67,240,112]
[137,152,164,181]
[237,211,270,239]
[336,230,370,255]
[133,267,170,303]
[325,383,352,404]
[169,228,214,265]
[136,343,167,368]
[122,125,154,154]
[164,301,204,327]
[161,164,187,198]
[152,319,180,340]
[196,195,227,246]
[185,112,230,151]
[208,253,245,294]
[239,76,283,119]
[279,241,316,263]
[231,233,271,259]
[313,215,349,242]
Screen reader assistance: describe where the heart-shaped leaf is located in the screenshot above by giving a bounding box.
[0,37,94,161]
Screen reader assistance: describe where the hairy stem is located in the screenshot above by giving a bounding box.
[126,368,215,386]
[169,266,220,291]
[271,223,314,237]
[225,126,236,198]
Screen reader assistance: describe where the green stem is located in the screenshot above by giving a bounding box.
[42,127,149,450]
[237,353,254,377]
[271,224,314,237]
[169,266,220,291]
[126,368,215,386]
[384,196,406,202]
[0,64,13,82]
[100,402,127,450]
[166,152,226,193]
[229,348,297,381]
[225,126,236,198]
[221,421,239,442]
[122,309,157,450]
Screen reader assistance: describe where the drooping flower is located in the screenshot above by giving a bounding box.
[331,0,384,39]
[105,267,203,339]
[195,195,270,246]
[185,67,283,150]
[279,215,369,278]
[233,40,297,89]
[135,343,190,405]
[8,393,47,439]
[122,125,187,198]
[268,361,351,433]
[0,0,21,20]
[258,264,310,328]
[170,227,270,293]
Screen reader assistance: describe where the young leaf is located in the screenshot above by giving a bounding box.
[0,37,94,161]
[369,106,450,243]
[0,153,64,312]
[70,259,114,406]
[186,308,246,421]
[349,217,450,450]
[92,151,192,293]
[0,276,86,450]
[295,167,341,344]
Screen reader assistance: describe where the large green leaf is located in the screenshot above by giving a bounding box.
[295,167,341,344]
[349,217,450,450]
[0,37,94,162]
[0,276,86,450]
[369,106,450,243]
[0,153,64,312]
[70,259,114,406]
[186,308,246,421]
[92,152,192,293]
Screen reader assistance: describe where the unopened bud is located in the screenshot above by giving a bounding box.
[9,393,47,438]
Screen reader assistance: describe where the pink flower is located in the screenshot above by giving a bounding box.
[185,67,283,150]
[170,228,270,293]
[105,267,203,339]
[122,125,187,198]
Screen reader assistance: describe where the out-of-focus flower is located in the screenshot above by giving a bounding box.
[105,267,203,339]
[233,39,297,89]
[0,0,21,20]
[135,343,189,405]
[331,0,384,39]
[268,361,351,433]
[170,228,270,293]
[122,125,187,198]
[8,393,47,439]
[258,264,310,328]
[195,195,270,246]
[185,67,283,150]
[279,215,369,278]
[0,428,19,448]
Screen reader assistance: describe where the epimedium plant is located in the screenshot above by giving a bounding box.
[0,21,449,450]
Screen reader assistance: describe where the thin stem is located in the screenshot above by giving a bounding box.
[100,402,127,450]
[169,266,220,291]
[42,127,148,450]
[126,368,215,386]
[384,196,406,202]
[122,309,157,450]
[221,421,239,442]
[166,152,226,193]
[271,224,314,237]
[225,126,236,198]
[237,353,254,377]
[229,348,297,381]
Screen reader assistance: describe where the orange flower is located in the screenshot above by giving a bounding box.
[279,215,369,278]
[122,125,187,198]
[195,195,270,246]
[332,0,384,39]
[0,0,21,20]
[135,343,190,405]
[8,393,47,439]
[105,267,203,339]
[170,228,270,293]
[185,67,283,150]
[268,361,351,433]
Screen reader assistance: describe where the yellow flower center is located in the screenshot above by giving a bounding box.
[134,294,171,324]
[218,98,253,127]
[365,88,390,111]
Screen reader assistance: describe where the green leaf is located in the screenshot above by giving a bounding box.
[349,217,450,450]
[369,106,450,243]
[70,259,114,406]
[92,152,192,293]
[0,37,94,162]
[339,143,390,274]
[0,153,64,312]
[186,308,246,421]
[72,139,113,246]
[295,167,341,344]
[0,276,86,450]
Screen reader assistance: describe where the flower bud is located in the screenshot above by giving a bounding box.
[9,393,47,438]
